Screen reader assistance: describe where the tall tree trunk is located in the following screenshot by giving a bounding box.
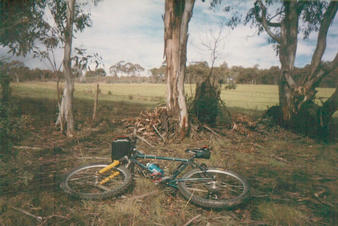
[278,1,298,126]
[164,0,195,137]
[56,0,75,137]
[279,1,338,130]
[15,73,19,83]
[56,82,65,133]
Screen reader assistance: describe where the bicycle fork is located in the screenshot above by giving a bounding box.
[95,160,120,185]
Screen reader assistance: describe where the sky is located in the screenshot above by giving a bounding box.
[1,0,337,74]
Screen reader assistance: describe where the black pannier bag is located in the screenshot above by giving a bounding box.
[195,148,210,159]
[111,137,133,161]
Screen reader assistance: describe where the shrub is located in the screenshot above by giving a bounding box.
[192,78,232,127]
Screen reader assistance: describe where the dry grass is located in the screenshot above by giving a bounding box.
[0,82,337,225]
[257,202,309,225]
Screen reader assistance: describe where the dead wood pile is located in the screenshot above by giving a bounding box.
[124,107,178,144]
[120,106,280,146]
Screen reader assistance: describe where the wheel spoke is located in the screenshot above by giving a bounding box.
[96,184,110,191]
[63,164,131,200]
[68,175,96,182]
[178,168,249,208]
[185,187,208,193]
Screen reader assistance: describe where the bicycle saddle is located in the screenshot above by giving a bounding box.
[185,147,211,159]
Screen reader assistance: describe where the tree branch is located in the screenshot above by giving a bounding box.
[309,1,338,79]
[255,0,281,43]
[268,10,284,23]
[267,20,281,27]
[305,52,338,90]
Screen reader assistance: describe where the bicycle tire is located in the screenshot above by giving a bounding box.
[177,168,249,209]
[61,163,132,200]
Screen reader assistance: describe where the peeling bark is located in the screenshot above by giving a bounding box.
[164,0,195,137]
[55,86,66,132]
[56,0,75,137]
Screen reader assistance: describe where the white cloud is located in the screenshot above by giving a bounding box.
[1,1,337,72]
[74,0,164,72]
[297,41,315,56]
[188,22,279,68]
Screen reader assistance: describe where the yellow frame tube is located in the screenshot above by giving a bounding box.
[98,160,120,174]
[99,171,120,185]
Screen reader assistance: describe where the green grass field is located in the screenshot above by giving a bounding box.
[11,81,335,111]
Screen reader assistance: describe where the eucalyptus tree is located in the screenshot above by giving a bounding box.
[164,0,196,137]
[109,61,144,76]
[247,0,338,136]
[39,0,92,136]
[1,0,93,137]
[109,61,125,76]
[212,0,338,136]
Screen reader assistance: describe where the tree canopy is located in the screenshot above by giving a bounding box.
[0,0,92,57]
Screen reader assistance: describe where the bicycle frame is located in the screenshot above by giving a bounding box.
[128,149,212,188]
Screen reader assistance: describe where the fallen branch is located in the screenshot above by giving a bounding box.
[313,194,334,208]
[203,125,222,137]
[270,154,288,163]
[136,135,154,147]
[152,125,166,143]
[11,206,70,224]
[13,146,43,150]
[11,207,43,222]
[183,214,201,226]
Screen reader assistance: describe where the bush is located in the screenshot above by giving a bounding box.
[193,81,218,125]
[192,78,232,127]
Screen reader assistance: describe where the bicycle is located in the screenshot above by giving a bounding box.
[61,137,249,209]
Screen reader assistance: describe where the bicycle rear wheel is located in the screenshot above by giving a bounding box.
[178,168,249,208]
[61,163,132,200]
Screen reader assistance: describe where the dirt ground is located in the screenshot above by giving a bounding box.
[0,96,337,225]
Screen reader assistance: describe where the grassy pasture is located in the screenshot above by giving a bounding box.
[11,81,335,111]
[0,81,337,225]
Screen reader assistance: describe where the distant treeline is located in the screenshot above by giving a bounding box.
[2,60,336,88]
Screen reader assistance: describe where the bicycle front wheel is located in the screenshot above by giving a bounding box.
[178,168,249,209]
[62,163,132,200]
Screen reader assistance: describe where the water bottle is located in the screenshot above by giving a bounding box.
[146,163,164,176]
